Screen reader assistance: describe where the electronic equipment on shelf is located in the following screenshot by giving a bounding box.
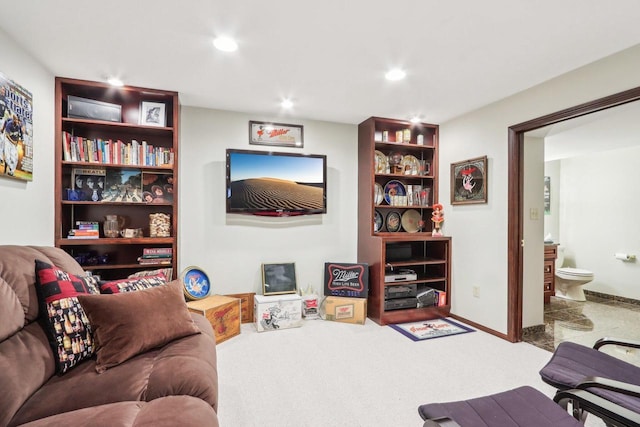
[384,297,418,311]
[384,268,417,283]
[384,283,417,299]
[417,288,437,307]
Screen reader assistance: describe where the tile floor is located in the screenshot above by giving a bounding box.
[523,293,640,364]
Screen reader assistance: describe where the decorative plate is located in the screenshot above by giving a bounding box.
[401,155,420,176]
[401,209,422,233]
[386,211,402,232]
[374,183,384,205]
[180,266,211,300]
[374,210,384,232]
[384,180,406,204]
[374,150,388,174]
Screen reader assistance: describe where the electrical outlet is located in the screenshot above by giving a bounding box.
[473,286,480,298]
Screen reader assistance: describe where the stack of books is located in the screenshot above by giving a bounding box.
[67,221,99,239]
[138,247,173,265]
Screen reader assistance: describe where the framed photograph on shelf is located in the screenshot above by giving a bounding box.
[101,169,142,203]
[249,120,303,148]
[261,262,297,295]
[139,101,166,127]
[450,155,488,205]
[142,171,174,204]
[69,167,106,201]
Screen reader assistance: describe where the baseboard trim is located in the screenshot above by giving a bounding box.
[522,324,545,338]
[585,290,640,307]
[448,313,512,342]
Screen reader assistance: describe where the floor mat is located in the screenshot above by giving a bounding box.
[389,317,474,341]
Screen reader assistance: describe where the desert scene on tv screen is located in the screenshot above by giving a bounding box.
[228,153,324,211]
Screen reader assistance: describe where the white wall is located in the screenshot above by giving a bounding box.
[557,145,640,298]
[179,106,358,295]
[522,136,544,328]
[0,29,54,245]
[440,44,640,334]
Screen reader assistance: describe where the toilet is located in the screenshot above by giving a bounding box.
[554,246,594,301]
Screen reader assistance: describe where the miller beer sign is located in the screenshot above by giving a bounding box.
[324,262,369,298]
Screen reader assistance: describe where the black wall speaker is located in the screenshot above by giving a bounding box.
[67,96,121,123]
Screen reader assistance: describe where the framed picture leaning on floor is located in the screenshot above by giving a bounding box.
[262,263,297,296]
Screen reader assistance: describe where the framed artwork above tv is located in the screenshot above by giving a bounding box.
[226,149,327,217]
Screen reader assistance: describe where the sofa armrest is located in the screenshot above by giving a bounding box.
[15,396,218,427]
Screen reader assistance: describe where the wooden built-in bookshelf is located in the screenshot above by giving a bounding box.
[54,77,179,280]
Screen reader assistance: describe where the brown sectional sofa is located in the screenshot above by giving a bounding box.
[0,246,219,427]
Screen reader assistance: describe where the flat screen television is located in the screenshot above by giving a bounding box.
[226,149,327,216]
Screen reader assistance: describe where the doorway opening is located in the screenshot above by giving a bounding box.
[506,86,640,342]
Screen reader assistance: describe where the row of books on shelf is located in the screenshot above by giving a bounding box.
[62,131,174,166]
[139,247,173,265]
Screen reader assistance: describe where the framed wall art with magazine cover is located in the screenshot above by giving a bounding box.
[450,155,488,205]
[0,71,33,181]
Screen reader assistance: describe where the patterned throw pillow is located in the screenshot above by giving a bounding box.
[34,260,100,374]
[99,273,167,294]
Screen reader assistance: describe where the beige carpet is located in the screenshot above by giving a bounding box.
[216,318,605,426]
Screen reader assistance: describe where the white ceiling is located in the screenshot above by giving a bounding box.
[1,1,640,125]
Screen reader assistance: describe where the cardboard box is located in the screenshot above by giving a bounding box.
[323,262,369,298]
[254,294,302,332]
[187,295,241,343]
[321,296,367,325]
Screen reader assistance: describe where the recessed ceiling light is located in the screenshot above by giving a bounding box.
[410,116,421,123]
[213,36,238,52]
[281,99,293,109]
[107,77,124,87]
[385,68,406,81]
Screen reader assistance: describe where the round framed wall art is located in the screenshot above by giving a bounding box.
[180,266,211,300]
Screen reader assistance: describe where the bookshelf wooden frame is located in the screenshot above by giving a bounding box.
[358,117,451,325]
[54,77,179,280]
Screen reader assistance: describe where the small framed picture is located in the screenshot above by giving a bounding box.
[261,262,297,295]
[140,101,166,127]
[451,155,488,205]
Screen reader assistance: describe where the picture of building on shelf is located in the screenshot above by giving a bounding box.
[101,169,142,202]
[142,172,173,203]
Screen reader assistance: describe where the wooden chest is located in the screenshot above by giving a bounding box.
[187,295,241,344]
[225,292,255,323]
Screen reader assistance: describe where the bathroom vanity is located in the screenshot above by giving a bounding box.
[544,244,559,303]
